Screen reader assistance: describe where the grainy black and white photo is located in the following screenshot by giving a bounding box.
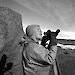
[0,0,75,75]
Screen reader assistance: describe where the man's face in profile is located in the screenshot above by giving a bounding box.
[33,26,42,40]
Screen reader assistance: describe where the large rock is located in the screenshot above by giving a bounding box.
[0,7,24,75]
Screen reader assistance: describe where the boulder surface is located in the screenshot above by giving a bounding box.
[0,7,24,75]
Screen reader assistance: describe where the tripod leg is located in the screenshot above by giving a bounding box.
[53,58,62,75]
[53,59,58,75]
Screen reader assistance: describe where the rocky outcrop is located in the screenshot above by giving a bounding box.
[0,7,24,75]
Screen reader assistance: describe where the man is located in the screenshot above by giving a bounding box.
[22,25,58,75]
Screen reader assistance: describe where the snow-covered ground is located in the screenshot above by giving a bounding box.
[57,43,75,50]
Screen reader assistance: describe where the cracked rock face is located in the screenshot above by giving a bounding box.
[0,7,24,75]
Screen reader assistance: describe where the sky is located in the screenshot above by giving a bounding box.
[0,0,75,39]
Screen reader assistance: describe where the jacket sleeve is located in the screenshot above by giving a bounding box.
[48,45,57,62]
[30,44,57,65]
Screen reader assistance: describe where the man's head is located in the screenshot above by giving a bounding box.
[26,25,42,42]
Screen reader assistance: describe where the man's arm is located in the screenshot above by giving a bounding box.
[48,45,57,62]
[32,44,57,65]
